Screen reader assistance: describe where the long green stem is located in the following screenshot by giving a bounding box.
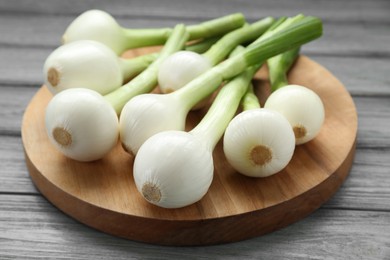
[243,15,316,64]
[190,65,260,151]
[122,13,246,50]
[202,17,275,65]
[104,24,189,114]
[172,15,322,110]
[185,36,220,53]
[267,47,300,91]
[187,13,246,40]
[120,52,159,81]
[242,83,261,110]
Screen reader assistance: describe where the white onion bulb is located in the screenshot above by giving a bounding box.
[133,131,214,208]
[158,51,212,93]
[62,9,128,55]
[223,109,295,177]
[45,88,119,161]
[43,40,123,95]
[264,84,325,145]
[119,94,187,155]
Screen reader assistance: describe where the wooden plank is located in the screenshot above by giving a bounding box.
[0,47,52,86]
[311,56,390,96]
[324,147,390,211]
[0,136,37,194]
[0,0,389,23]
[0,11,389,55]
[0,86,37,133]
[0,194,389,259]
[355,96,390,148]
[1,136,390,212]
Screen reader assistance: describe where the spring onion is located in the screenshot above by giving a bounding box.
[45,24,188,161]
[62,9,246,55]
[133,59,258,208]
[223,84,296,177]
[264,48,325,144]
[43,40,158,95]
[157,17,275,94]
[264,84,325,145]
[120,15,322,155]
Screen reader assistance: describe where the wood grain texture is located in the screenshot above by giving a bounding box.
[0,136,37,194]
[3,136,390,211]
[0,0,389,23]
[21,54,357,245]
[1,14,389,56]
[1,0,389,257]
[1,195,389,259]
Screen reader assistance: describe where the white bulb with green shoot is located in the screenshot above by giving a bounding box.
[45,24,189,162]
[264,46,325,144]
[62,9,246,55]
[157,17,275,94]
[223,84,296,178]
[43,40,158,95]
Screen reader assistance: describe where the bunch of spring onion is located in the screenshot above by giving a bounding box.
[119,17,275,155]
[45,12,246,95]
[119,14,322,156]
[133,15,323,208]
[45,24,189,161]
[224,35,325,178]
[62,9,246,55]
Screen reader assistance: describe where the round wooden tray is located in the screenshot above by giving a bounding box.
[22,50,357,246]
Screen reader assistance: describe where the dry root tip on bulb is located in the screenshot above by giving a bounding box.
[293,125,307,139]
[142,182,162,203]
[52,127,72,147]
[47,67,60,87]
[250,145,273,166]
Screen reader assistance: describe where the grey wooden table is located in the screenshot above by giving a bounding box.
[1,0,389,259]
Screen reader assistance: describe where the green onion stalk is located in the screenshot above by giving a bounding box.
[63,10,247,55]
[267,47,300,91]
[264,30,325,145]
